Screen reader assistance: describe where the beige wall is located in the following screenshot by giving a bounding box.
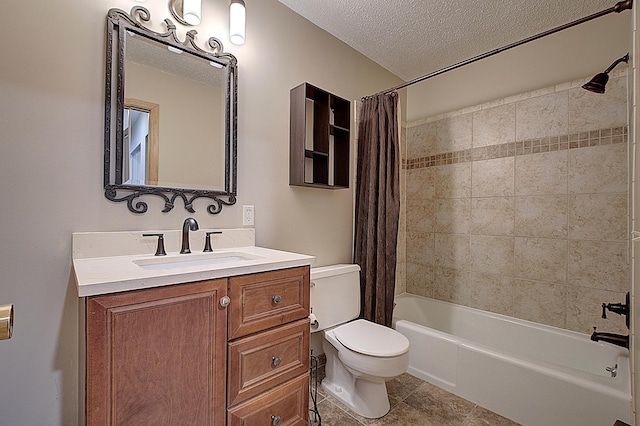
[406,12,631,122]
[403,74,629,334]
[0,0,401,423]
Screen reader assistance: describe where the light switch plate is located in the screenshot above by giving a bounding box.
[243,205,254,226]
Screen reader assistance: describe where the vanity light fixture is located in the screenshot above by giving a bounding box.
[229,0,246,45]
[170,0,202,26]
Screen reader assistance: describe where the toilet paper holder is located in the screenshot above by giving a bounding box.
[309,309,319,330]
[0,304,14,340]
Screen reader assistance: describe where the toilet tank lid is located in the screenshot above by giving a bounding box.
[311,264,360,280]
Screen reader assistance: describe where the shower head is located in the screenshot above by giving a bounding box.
[582,72,610,94]
[582,53,629,94]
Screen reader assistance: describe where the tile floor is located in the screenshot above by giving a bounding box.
[309,372,521,426]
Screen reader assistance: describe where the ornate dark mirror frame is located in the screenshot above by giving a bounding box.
[104,6,237,214]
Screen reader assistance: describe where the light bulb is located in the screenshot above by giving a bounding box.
[183,0,201,26]
[230,0,246,45]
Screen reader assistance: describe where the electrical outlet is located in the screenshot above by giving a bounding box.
[243,205,254,226]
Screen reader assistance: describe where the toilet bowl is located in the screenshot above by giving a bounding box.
[310,265,410,419]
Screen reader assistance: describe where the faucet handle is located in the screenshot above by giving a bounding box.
[204,231,223,252]
[142,233,166,256]
[601,303,608,319]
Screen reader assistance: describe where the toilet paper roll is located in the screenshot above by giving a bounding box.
[309,313,319,329]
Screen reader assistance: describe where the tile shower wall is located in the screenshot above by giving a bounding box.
[402,72,629,334]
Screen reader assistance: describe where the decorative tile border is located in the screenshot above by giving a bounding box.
[404,126,628,170]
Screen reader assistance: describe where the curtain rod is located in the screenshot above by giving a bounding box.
[365,0,633,99]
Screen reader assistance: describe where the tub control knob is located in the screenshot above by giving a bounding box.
[272,295,282,305]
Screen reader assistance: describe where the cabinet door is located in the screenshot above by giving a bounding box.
[86,279,227,426]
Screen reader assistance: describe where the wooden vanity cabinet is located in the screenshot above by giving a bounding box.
[85,266,310,426]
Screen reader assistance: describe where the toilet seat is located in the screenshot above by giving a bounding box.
[333,319,410,357]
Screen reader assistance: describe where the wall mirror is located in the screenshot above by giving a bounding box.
[104,6,237,214]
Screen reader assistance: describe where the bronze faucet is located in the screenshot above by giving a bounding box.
[180,217,199,254]
[590,292,630,349]
[590,327,629,349]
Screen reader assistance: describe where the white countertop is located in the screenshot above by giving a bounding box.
[72,229,314,297]
[73,245,315,297]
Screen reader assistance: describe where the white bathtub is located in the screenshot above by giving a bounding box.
[392,293,631,426]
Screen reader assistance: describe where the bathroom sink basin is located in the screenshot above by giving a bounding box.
[133,252,264,271]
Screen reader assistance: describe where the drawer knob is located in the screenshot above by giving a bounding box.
[272,295,282,304]
[271,415,281,426]
[272,356,281,367]
[219,296,231,307]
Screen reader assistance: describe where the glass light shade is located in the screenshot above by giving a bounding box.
[183,0,201,26]
[230,0,246,45]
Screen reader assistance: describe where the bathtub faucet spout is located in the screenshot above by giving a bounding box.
[590,327,629,349]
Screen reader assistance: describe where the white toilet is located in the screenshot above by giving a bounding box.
[310,264,410,419]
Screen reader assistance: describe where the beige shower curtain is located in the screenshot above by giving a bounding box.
[354,91,400,328]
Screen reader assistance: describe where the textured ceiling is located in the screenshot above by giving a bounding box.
[126,32,226,87]
[278,0,623,81]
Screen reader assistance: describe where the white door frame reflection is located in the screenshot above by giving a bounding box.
[124,98,159,186]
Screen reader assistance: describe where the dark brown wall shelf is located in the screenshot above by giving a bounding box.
[305,150,329,158]
[331,125,349,134]
[290,82,351,189]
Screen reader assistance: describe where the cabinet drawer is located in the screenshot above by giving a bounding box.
[227,374,309,426]
[228,266,310,339]
[228,319,309,406]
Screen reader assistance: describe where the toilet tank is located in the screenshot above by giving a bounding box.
[310,264,361,332]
